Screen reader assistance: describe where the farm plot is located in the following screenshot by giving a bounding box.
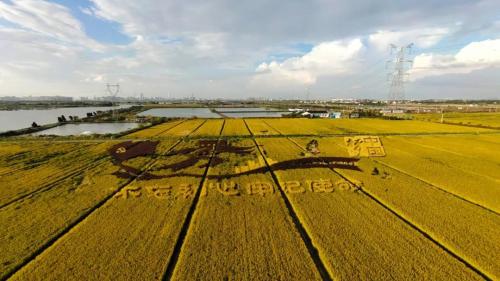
[190,119,224,137]
[0,141,76,175]
[172,138,322,280]
[263,118,349,135]
[125,120,184,138]
[322,119,494,134]
[0,139,178,279]
[10,139,215,281]
[256,138,483,280]
[376,136,500,212]
[243,119,280,136]
[301,136,500,279]
[413,112,500,128]
[157,119,206,137]
[388,134,500,163]
[0,141,51,161]
[221,119,251,136]
[0,142,110,206]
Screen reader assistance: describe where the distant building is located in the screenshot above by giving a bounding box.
[330,112,341,119]
[380,109,405,115]
[302,110,329,118]
[349,113,360,118]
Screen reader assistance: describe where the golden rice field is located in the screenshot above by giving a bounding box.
[0,116,499,280]
[412,112,500,129]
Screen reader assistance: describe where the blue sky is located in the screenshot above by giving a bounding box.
[0,0,499,99]
[50,0,131,44]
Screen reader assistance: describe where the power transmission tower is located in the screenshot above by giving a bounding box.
[106,83,120,120]
[106,83,120,101]
[386,43,413,104]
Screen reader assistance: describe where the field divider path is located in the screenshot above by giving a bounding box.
[285,138,493,280]
[2,122,208,281]
[161,120,225,281]
[243,119,333,281]
[371,159,500,216]
[291,140,493,280]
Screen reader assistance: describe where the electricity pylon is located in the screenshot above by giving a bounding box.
[106,83,120,120]
[387,43,413,104]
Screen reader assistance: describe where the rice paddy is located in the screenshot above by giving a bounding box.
[1,116,499,280]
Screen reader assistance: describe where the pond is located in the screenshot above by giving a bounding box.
[214,107,279,112]
[222,111,288,118]
[138,108,221,118]
[31,123,140,136]
[0,104,133,133]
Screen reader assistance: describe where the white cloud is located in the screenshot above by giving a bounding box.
[410,38,500,80]
[254,39,364,85]
[0,0,102,50]
[0,0,499,99]
[369,27,449,50]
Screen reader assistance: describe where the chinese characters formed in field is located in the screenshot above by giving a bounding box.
[344,136,386,157]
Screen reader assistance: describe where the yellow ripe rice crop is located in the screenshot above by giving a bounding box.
[321,118,494,134]
[243,119,280,135]
[413,112,500,128]
[1,117,498,280]
[263,118,348,135]
[221,119,251,136]
[0,142,109,205]
[125,120,184,138]
[377,136,500,212]
[256,138,482,280]
[0,159,129,278]
[10,139,207,280]
[172,139,322,280]
[157,119,205,136]
[312,136,500,279]
[383,134,500,163]
[190,119,224,136]
[0,141,68,175]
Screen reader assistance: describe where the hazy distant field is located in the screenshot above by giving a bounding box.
[412,112,500,128]
[1,117,499,280]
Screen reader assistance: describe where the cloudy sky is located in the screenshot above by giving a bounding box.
[0,0,499,99]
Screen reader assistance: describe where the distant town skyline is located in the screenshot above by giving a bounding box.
[0,0,499,99]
